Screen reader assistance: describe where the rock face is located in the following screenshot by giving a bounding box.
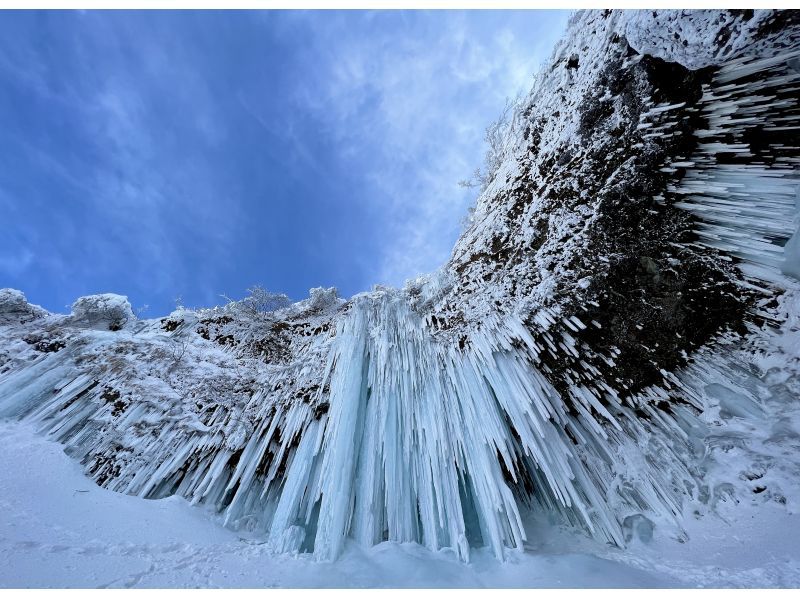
[1,10,799,563]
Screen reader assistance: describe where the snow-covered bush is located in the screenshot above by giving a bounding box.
[70,294,135,330]
[459,95,519,192]
[239,285,291,316]
[219,286,292,319]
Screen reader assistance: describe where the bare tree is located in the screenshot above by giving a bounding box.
[167,340,188,373]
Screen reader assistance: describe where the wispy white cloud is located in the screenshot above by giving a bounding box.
[0,13,243,306]
[0,10,569,312]
[289,11,569,289]
[0,249,34,277]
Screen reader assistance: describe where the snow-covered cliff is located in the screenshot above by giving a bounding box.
[1,9,799,565]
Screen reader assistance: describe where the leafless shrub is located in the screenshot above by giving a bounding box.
[459,94,521,192]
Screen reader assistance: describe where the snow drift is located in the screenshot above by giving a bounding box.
[1,9,799,565]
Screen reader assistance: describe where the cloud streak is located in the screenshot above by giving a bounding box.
[287,10,569,289]
[0,11,244,311]
[0,10,569,314]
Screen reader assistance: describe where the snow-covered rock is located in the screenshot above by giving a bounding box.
[623,10,783,69]
[0,288,47,323]
[70,293,135,330]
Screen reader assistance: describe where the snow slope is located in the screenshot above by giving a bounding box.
[1,8,800,587]
[4,403,800,588]
[3,416,799,588]
[0,420,681,588]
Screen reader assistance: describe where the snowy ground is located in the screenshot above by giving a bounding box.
[0,418,797,588]
[0,420,668,588]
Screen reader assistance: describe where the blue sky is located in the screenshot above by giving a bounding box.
[0,10,569,316]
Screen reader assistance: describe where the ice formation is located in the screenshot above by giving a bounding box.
[1,9,799,564]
